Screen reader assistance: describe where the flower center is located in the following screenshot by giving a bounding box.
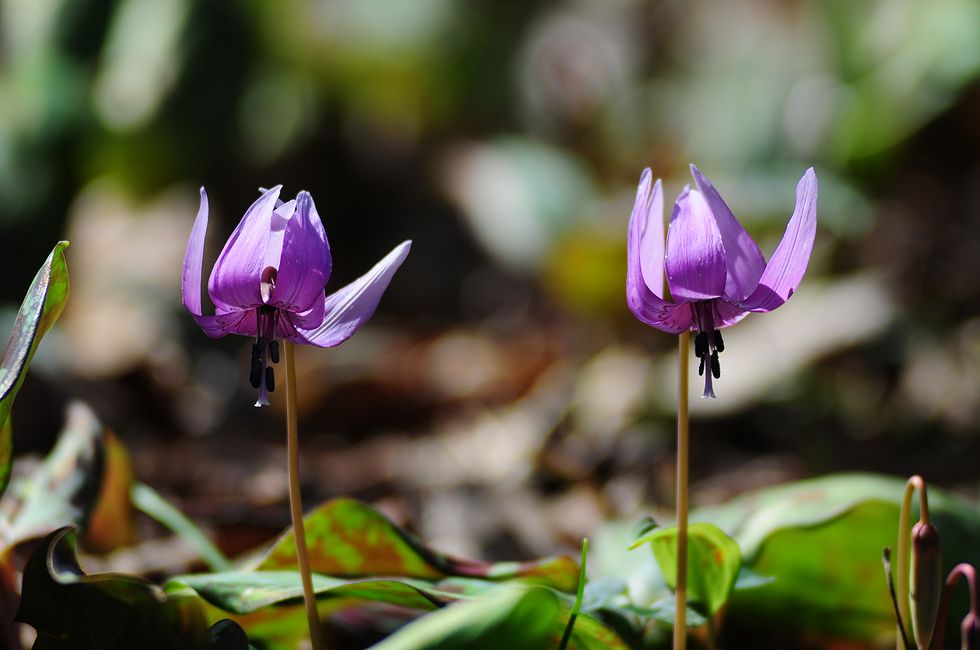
[251,304,280,407]
[692,302,724,399]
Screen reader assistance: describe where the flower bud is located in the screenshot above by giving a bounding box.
[962,612,979,650]
[911,521,942,649]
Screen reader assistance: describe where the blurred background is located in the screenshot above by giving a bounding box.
[2,0,979,571]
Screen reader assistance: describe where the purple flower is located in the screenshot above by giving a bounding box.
[627,165,817,398]
[182,185,411,406]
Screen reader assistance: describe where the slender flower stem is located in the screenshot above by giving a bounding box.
[897,475,929,649]
[284,341,325,650]
[675,330,690,650]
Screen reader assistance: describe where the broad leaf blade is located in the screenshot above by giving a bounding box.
[368,587,561,650]
[0,241,70,497]
[168,571,454,615]
[253,498,579,591]
[632,522,741,616]
[16,527,209,649]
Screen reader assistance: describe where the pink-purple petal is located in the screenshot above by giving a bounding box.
[630,299,694,334]
[262,198,295,272]
[207,185,282,310]
[182,187,211,316]
[690,165,766,302]
[712,298,750,329]
[738,168,818,312]
[626,172,690,332]
[192,310,254,339]
[287,291,326,330]
[665,187,728,303]
[272,191,332,313]
[629,169,666,297]
[293,240,411,348]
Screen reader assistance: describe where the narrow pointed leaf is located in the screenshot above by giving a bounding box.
[131,482,232,572]
[0,241,70,497]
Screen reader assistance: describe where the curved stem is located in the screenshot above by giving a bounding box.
[284,341,325,650]
[930,563,978,650]
[897,475,928,649]
[675,331,690,650]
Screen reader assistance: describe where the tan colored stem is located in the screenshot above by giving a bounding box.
[284,342,325,650]
[675,331,690,650]
[897,475,929,649]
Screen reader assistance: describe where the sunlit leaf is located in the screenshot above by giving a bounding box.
[0,241,70,497]
[596,474,980,643]
[368,587,559,650]
[168,571,453,615]
[631,522,741,616]
[252,498,579,591]
[16,527,209,649]
[701,474,980,641]
[170,571,628,649]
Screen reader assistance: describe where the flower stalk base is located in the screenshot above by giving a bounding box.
[675,330,690,650]
[284,341,325,650]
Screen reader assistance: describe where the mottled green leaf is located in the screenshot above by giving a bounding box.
[15,527,208,649]
[171,572,628,649]
[252,498,579,591]
[0,242,70,497]
[632,522,741,616]
[168,571,453,615]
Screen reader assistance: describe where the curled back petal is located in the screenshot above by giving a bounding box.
[630,298,694,334]
[738,168,818,313]
[665,187,728,303]
[291,240,411,348]
[207,185,282,310]
[690,165,766,302]
[182,187,211,316]
[626,172,692,332]
[272,191,332,313]
[630,169,666,297]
